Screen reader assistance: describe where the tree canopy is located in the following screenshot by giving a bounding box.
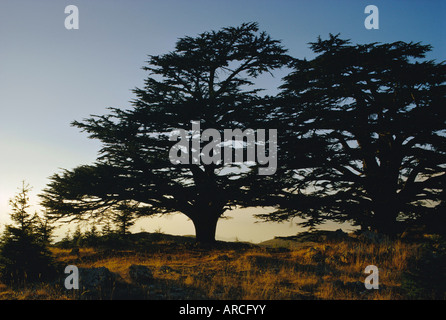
[40,22,291,243]
[40,26,445,241]
[257,34,446,236]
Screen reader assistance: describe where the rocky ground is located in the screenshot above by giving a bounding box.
[0,230,444,300]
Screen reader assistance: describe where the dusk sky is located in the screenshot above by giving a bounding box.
[0,0,444,242]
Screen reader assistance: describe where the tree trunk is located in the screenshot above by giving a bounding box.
[372,204,399,236]
[190,211,221,244]
[366,169,401,236]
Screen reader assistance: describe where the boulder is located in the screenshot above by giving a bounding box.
[78,267,118,291]
[128,265,154,284]
[333,280,365,292]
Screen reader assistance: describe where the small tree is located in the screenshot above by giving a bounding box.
[7,181,36,235]
[0,182,56,284]
[110,201,137,237]
[101,222,114,237]
[84,225,100,246]
[71,225,83,247]
[34,210,56,245]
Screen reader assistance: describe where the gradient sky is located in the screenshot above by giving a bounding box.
[0,0,444,242]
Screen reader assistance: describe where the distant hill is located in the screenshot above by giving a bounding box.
[258,229,352,249]
[55,228,410,251]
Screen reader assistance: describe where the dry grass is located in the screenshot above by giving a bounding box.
[0,234,429,300]
[22,237,419,300]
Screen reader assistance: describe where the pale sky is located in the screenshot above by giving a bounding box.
[0,0,444,242]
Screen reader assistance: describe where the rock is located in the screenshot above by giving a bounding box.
[78,267,118,291]
[344,281,366,292]
[128,265,154,284]
[333,280,366,292]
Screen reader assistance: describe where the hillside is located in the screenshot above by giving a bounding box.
[0,230,444,300]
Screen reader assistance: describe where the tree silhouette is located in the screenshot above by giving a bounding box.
[40,22,291,243]
[257,35,446,236]
[0,182,56,284]
[33,210,55,245]
[110,201,137,236]
[7,181,36,232]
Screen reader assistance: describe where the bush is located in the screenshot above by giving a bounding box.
[401,236,446,299]
[0,228,57,285]
[0,182,58,285]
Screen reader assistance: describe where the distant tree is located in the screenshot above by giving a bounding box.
[110,201,137,236]
[40,22,291,243]
[101,222,114,237]
[34,210,56,245]
[83,225,100,246]
[257,35,446,236]
[0,182,56,284]
[58,229,73,248]
[71,225,83,247]
[7,181,36,235]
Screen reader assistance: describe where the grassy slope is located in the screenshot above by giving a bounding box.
[1,230,438,300]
